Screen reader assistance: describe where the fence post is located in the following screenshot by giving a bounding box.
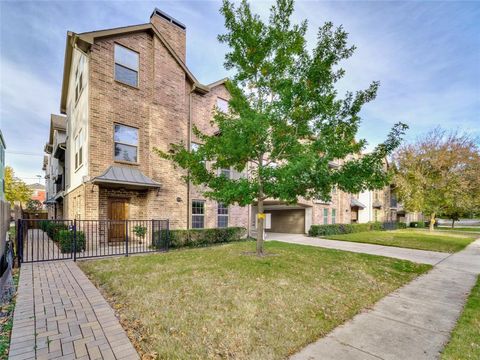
[166,220,170,251]
[73,219,77,261]
[16,219,22,267]
[125,220,129,257]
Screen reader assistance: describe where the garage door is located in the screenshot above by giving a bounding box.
[266,209,305,234]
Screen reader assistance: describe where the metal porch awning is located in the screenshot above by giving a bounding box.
[351,198,366,209]
[91,166,161,190]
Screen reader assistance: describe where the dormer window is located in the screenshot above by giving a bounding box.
[216,98,228,113]
[114,44,139,87]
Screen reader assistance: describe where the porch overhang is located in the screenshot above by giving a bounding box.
[91,166,162,190]
[351,198,366,209]
[372,200,383,209]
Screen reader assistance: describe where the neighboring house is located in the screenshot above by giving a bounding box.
[27,183,46,205]
[43,114,67,219]
[0,131,5,201]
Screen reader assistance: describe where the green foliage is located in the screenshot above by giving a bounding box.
[133,225,147,239]
[154,227,247,249]
[26,199,42,211]
[4,166,32,205]
[409,221,426,228]
[57,230,86,253]
[308,222,398,236]
[393,128,480,227]
[44,222,68,241]
[398,222,407,229]
[155,0,407,254]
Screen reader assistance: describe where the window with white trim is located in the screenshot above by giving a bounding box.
[74,129,83,170]
[217,203,229,228]
[75,55,85,103]
[332,208,336,224]
[114,124,138,163]
[192,200,205,229]
[216,98,228,113]
[114,44,139,87]
[323,208,328,225]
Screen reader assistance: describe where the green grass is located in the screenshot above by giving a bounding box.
[324,229,477,253]
[79,241,430,359]
[437,227,480,233]
[0,269,19,358]
[442,276,480,360]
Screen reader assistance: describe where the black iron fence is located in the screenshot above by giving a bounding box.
[17,219,169,263]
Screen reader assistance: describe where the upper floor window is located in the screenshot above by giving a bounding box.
[216,98,228,113]
[114,124,138,163]
[74,129,83,170]
[114,44,139,87]
[217,203,229,228]
[75,56,85,103]
[220,168,231,179]
[192,200,205,229]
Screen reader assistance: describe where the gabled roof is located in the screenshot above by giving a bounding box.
[60,21,217,113]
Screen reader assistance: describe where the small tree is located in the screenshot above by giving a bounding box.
[393,128,480,231]
[26,199,43,211]
[4,166,32,205]
[156,0,407,255]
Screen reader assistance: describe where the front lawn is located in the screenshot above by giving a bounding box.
[442,275,480,359]
[79,241,430,359]
[324,229,477,253]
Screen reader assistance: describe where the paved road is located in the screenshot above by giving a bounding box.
[9,261,139,360]
[271,233,480,360]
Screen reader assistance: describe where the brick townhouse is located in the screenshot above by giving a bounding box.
[44,8,398,237]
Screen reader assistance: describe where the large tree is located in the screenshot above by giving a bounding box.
[4,166,32,205]
[393,128,480,231]
[157,0,407,255]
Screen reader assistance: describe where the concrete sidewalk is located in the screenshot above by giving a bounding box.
[290,238,480,360]
[9,261,139,360]
[269,232,450,265]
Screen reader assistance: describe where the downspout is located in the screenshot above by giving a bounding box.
[186,86,194,229]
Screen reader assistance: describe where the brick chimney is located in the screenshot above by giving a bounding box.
[150,8,186,62]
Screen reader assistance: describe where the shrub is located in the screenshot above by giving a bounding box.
[153,227,247,249]
[371,222,383,231]
[39,220,50,231]
[133,225,147,241]
[57,230,86,253]
[309,223,374,236]
[308,221,409,237]
[409,221,426,228]
[45,222,68,241]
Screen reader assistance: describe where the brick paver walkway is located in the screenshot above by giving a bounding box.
[9,261,139,360]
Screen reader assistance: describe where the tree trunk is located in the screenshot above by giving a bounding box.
[429,213,436,231]
[256,198,264,256]
[451,219,455,228]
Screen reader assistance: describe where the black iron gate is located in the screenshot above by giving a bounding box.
[17,219,169,263]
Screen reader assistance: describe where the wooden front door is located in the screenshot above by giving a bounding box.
[108,198,128,242]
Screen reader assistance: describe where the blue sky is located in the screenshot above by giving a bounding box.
[1,0,479,184]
